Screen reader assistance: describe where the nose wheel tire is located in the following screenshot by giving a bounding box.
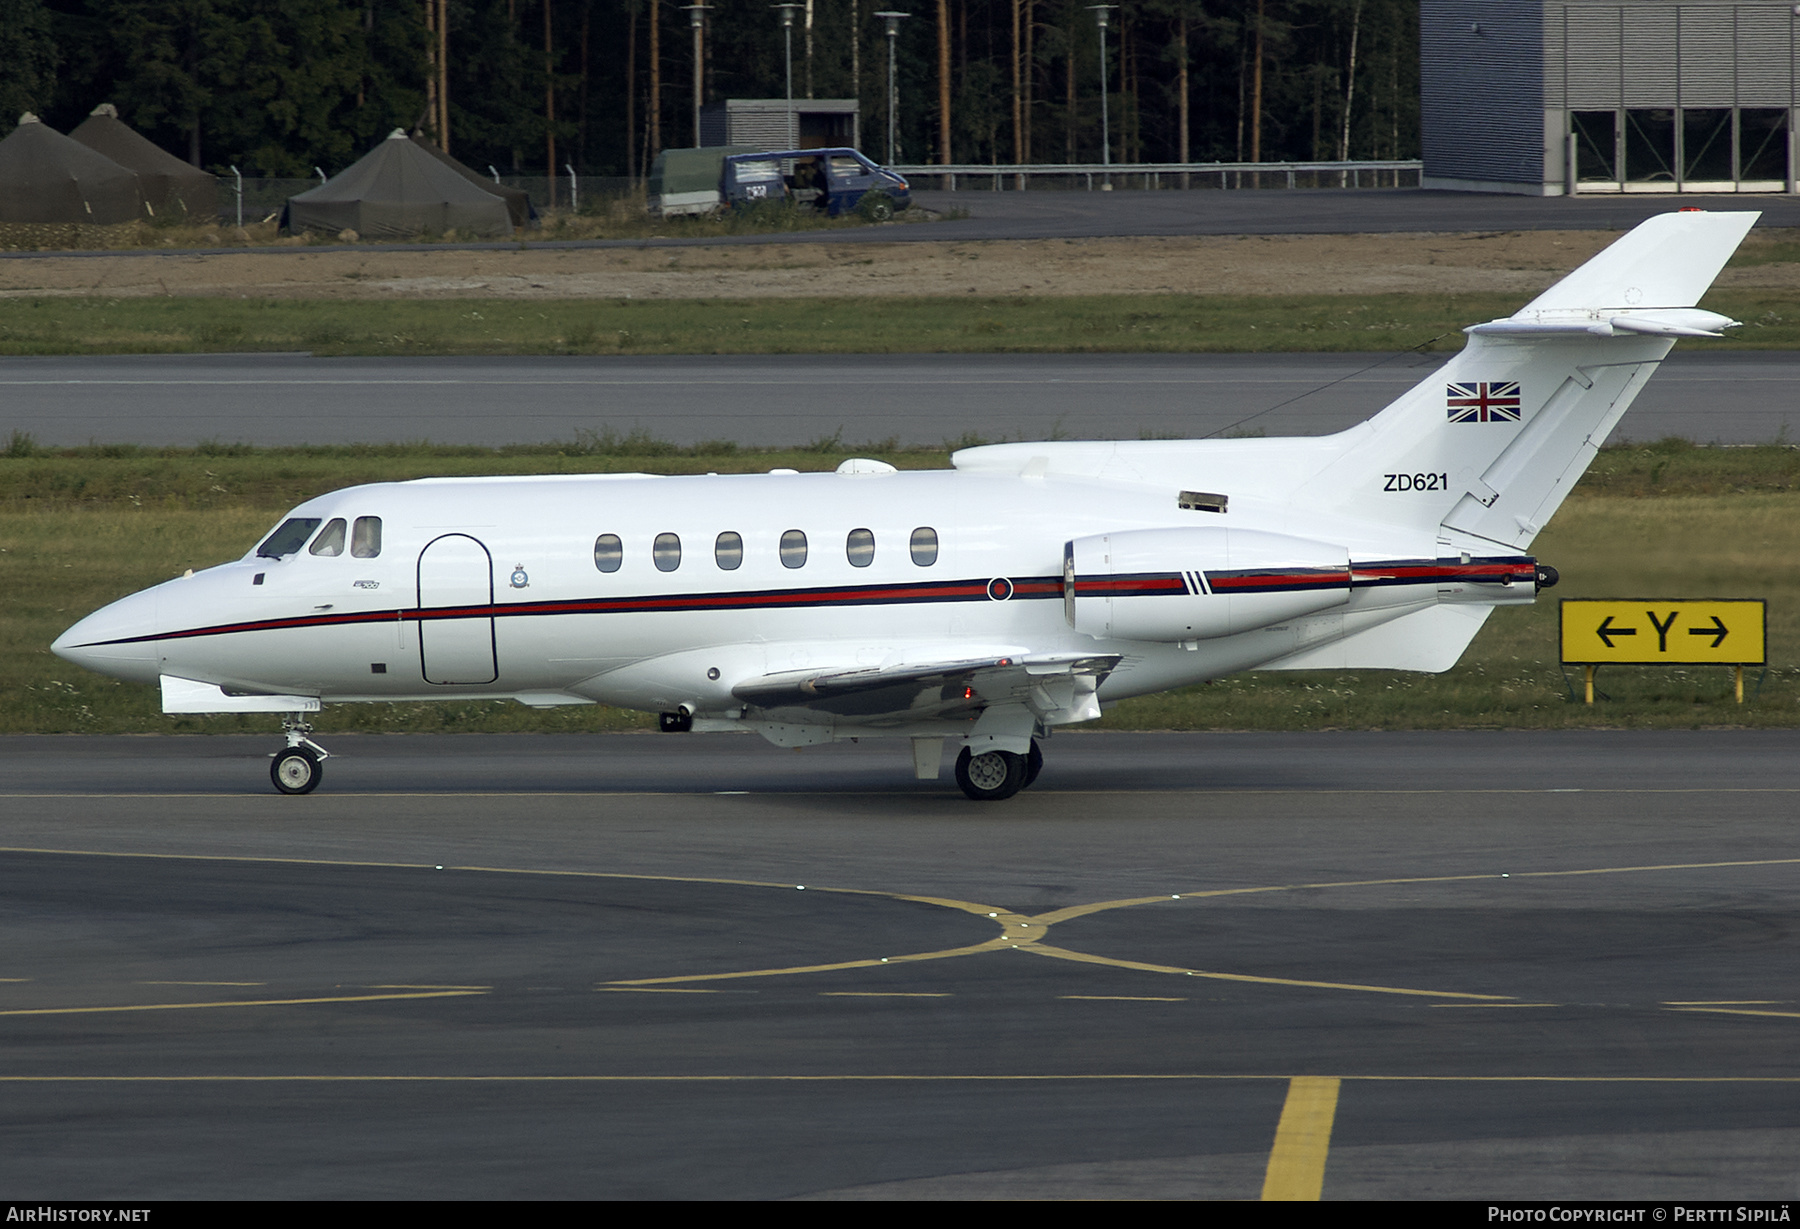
[271,747,323,795]
[954,746,1028,801]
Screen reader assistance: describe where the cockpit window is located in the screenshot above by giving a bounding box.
[309,519,346,557]
[351,516,382,558]
[257,518,322,559]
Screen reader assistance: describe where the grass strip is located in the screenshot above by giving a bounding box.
[6,440,1799,735]
[0,290,1795,355]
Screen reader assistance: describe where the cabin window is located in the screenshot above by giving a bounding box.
[257,518,321,559]
[910,526,939,566]
[594,534,623,573]
[715,531,743,570]
[654,532,682,572]
[846,528,875,567]
[780,529,808,569]
[308,519,347,557]
[351,516,382,558]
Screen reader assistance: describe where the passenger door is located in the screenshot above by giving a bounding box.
[417,534,498,684]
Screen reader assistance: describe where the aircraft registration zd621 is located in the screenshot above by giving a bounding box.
[54,210,1757,799]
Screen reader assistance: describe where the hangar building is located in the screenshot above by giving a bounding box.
[1422,0,1798,194]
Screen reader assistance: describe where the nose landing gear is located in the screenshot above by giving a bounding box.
[270,715,331,795]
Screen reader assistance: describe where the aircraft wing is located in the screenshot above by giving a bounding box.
[732,652,1120,723]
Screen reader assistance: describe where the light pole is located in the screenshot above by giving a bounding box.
[1087,5,1116,186]
[874,11,910,164]
[682,5,712,147]
[774,4,803,150]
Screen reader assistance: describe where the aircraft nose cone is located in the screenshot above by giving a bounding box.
[52,590,163,684]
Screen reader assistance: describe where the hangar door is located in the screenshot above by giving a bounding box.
[417,533,498,684]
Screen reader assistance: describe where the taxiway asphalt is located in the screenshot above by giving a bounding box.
[6,349,1795,450]
[9,188,1792,257]
[3,731,1797,1199]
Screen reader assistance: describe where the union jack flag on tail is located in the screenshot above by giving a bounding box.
[1446,381,1522,423]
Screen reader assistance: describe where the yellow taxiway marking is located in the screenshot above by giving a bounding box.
[137,981,266,987]
[601,939,1015,988]
[1430,1002,1561,1009]
[820,992,951,998]
[365,984,491,990]
[1667,1006,1800,1020]
[597,987,721,994]
[1059,995,1186,1002]
[0,989,485,1018]
[1261,1077,1342,1201]
[6,844,1795,1010]
[1664,1000,1789,1006]
[1021,942,1511,1001]
[1,1073,1799,1084]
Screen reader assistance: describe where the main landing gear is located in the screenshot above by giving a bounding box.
[270,715,331,795]
[953,739,1044,802]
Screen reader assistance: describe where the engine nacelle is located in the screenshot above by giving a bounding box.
[1066,527,1351,642]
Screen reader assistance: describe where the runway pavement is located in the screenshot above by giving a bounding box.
[3,730,1798,1199]
[7,188,1792,256]
[6,349,1794,450]
[901,185,1800,240]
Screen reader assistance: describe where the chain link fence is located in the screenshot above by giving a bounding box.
[217,175,644,227]
[888,160,1423,192]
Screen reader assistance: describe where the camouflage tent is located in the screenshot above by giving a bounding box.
[408,134,535,230]
[0,113,142,224]
[69,104,217,221]
[283,130,512,238]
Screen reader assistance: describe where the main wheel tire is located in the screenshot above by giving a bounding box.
[271,747,322,795]
[954,746,1027,801]
[1022,739,1044,789]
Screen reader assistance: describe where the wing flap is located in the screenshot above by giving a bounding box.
[732,652,1119,724]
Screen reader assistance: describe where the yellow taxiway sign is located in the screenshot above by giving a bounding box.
[1560,600,1765,665]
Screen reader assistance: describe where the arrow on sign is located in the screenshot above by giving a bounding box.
[1688,615,1729,649]
[1595,616,1637,648]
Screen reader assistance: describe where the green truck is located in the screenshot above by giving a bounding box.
[646,146,759,217]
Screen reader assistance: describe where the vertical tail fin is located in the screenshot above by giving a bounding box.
[1311,211,1758,549]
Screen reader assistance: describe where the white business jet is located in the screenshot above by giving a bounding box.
[54,211,1756,799]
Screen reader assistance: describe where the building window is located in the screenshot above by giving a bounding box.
[654,533,682,572]
[1741,110,1789,182]
[1624,109,1676,183]
[1682,109,1732,183]
[1571,111,1617,182]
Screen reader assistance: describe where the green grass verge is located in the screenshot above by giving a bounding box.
[5,440,1799,735]
[1,289,1794,356]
